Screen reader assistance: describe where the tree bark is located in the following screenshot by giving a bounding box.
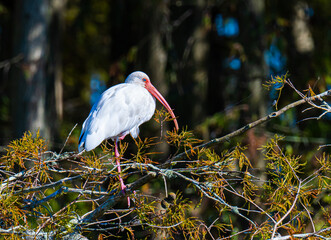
[145,1,170,156]
[11,0,63,143]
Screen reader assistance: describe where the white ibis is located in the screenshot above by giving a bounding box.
[78,71,179,205]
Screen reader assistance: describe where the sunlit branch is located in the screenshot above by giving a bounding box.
[169,170,257,228]
[1,78,331,239]
[271,226,331,240]
[0,170,28,191]
[13,175,83,194]
[168,89,331,163]
[60,123,78,154]
[271,145,303,239]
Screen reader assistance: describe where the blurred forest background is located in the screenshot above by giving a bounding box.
[0,0,331,239]
[0,0,331,153]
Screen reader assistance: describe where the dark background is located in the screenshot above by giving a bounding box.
[0,0,330,157]
[1,1,331,238]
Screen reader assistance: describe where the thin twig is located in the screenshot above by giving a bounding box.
[166,89,331,164]
[270,145,303,239]
[13,175,83,194]
[60,123,78,154]
[271,226,331,240]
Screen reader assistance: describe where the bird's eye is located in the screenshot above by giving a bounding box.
[142,78,147,82]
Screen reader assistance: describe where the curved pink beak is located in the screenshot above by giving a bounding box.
[146,82,179,131]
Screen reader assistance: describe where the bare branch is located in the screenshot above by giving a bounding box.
[271,226,331,240]
[167,89,331,164]
[13,175,83,194]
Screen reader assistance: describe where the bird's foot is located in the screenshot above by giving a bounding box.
[120,183,131,208]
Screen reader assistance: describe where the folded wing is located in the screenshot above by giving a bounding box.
[78,83,156,152]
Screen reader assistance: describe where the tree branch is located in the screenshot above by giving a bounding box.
[79,172,156,224]
[168,89,331,163]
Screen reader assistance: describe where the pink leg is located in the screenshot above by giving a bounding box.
[114,139,130,207]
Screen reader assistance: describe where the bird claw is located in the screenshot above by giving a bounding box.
[120,182,131,208]
[120,185,130,208]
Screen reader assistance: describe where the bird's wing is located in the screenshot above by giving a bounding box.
[78,83,156,152]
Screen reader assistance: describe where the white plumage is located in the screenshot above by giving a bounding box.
[78,71,178,152]
[78,83,155,152]
[78,71,178,207]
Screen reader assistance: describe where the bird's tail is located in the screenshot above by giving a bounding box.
[78,131,86,152]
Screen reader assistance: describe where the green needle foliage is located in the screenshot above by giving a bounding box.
[0,77,331,239]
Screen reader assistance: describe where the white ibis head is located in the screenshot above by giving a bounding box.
[125,71,179,131]
[78,71,179,153]
[78,71,179,207]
